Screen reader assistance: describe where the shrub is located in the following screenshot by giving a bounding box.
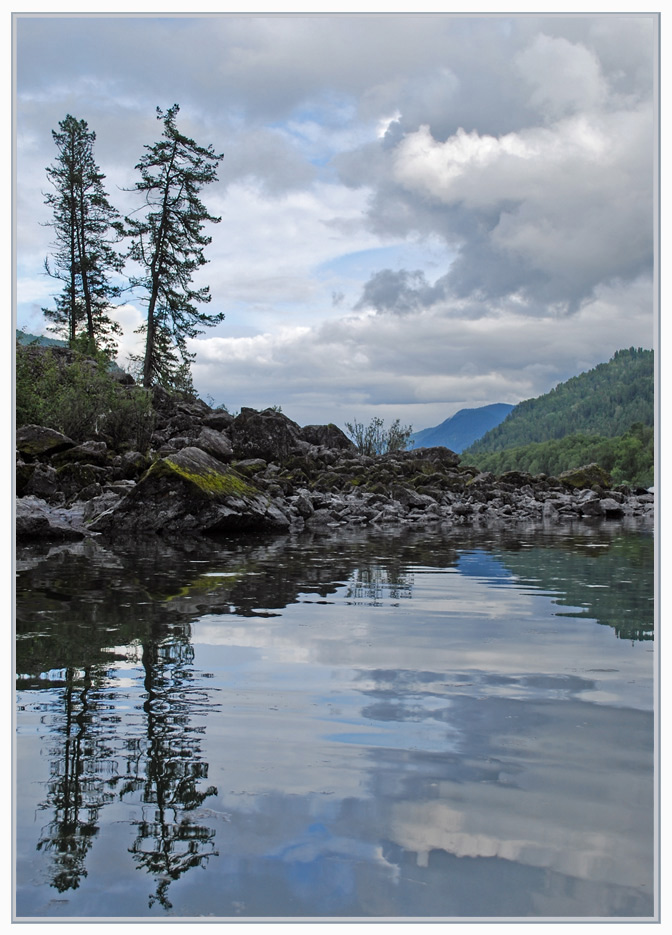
[16,342,156,451]
[345,416,413,457]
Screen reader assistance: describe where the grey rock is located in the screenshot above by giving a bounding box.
[195,426,234,463]
[231,407,303,462]
[82,490,123,521]
[16,496,86,540]
[21,462,60,501]
[301,423,356,451]
[579,497,603,517]
[599,498,625,517]
[293,493,314,517]
[203,410,234,431]
[52,440,108,467]
[88,446,278,536]
[16,424,75,460]
[119,451,151,480]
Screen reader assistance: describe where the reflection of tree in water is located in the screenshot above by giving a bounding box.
[346,565,414,605]
[491,531,654,641]
[19,522,653,908]
[121,636,218,910]
[36,665,118,893]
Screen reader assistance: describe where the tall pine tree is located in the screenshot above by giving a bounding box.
[43,115,123,355]
[125,104,224,389]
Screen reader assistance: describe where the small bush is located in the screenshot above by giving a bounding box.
[345,416,413,457]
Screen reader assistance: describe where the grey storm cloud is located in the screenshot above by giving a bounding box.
[355,269,448,315]
[339,18,655,316]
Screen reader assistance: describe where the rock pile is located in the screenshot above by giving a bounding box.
[15,403,655,540]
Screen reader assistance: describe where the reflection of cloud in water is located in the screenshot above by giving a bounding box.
[192,566,652,711]
[16,527,654,918]
[268,822,400,884]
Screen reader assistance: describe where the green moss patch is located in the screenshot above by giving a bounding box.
[146,449,259,501]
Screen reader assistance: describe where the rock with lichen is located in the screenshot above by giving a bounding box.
[558,463,612,489]
[88,446,289,535]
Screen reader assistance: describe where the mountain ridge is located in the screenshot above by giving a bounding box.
[410,403,514,453]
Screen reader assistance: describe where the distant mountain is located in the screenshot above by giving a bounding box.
[463,348,654,458]
[410,403,514,453]
[16,329,125,373]
[16,330,67,348]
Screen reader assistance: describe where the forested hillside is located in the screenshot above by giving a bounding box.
[464,348,653,455]
[467,424,654,487]
[461,349,654,487]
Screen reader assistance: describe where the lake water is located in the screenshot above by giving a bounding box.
[14,522,656,920]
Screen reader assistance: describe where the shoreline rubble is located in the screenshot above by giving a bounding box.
[15,405,655,542]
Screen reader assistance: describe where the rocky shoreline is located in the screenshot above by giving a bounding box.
[16,398,655,542]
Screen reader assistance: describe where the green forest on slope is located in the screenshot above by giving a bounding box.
[466,424,653,487]
[462,348,654,487]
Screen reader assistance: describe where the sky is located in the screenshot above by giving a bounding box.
[13,10,659,432]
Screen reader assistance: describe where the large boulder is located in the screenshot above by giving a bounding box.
[194,426,234,463]
[203,410,234,431]
[301,423,356,451]
[51,440,108,467]
[230,407,303,462]
[56,462,112,500]
[558,463,612,489]
[16,496,85,540]
[16,425,75,460]
[88,446,288,536]
[19,462,60,501]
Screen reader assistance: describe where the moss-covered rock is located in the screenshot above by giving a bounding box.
[559,463,612,489]
[88,447,288,536]
[16,424,75,460]
[233,458,268,478]
[146,449,260,500]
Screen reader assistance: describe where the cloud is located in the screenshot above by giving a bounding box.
[514,33,608,118]
[217,128,316,195]
[366,100,653,312]
[331,20,655,318]
[354,269,448,315]
[189,274,653,428]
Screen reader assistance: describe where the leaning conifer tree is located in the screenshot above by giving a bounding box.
[43,114,123,355]
[125,104,225,389]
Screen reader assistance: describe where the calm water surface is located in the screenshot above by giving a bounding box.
[15,523,655,919]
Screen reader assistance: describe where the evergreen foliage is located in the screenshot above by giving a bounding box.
[42,115,123,355]
[464,348,653,457]
[493,534,654,641]
[125,104,224,389]
[466,424,653,487]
